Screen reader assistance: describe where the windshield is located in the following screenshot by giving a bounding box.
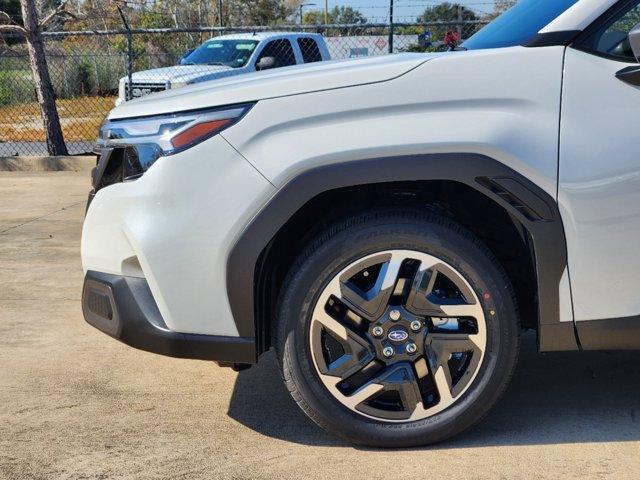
[180,39,259,67]
[463,0,580,50]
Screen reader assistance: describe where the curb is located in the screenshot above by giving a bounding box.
[0,156,95,172]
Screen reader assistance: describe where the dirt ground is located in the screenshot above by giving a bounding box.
[0,98,115,143]
[2,171,640,480]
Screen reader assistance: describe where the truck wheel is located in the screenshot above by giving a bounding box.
[275,209,520,447]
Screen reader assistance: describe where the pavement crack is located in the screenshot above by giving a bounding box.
[0,200,84,235]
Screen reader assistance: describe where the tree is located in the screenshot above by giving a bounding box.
[0,0,20,21]
[486,0,516,20]
[416,2,478,41]
[224,0,298,26]
[303,5,366,25]
[494,0,517,14]
[0,0,73,155]
[0,0,20,43]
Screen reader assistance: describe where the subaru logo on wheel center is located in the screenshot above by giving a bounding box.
[387,328,409,342]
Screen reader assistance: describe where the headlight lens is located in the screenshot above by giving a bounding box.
[169,80,188,90]
[96,104,253,179]
[98,104,252,154]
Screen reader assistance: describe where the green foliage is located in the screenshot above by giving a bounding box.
[0,68,36,106]
[138,10,175,29]
[44,54,125,99]
[72,59,93,96]
[486,0,517,20]
[610,5,640,33]
[113,35,152,66]
[303,6,367,25]
[416,2,478,41]
[399,42,445,53]
[225,0,294,26]
[417,2,477,23]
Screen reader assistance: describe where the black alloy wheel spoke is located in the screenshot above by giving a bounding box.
[339,253,403,320]
[348,362,423,418]
[312,309,376,379]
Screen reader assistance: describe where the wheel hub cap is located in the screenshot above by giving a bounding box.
[368,307,425,364]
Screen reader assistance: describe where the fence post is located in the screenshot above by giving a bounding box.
[457,5,463,39]
[117,6,133,102]
[388,0,394,54]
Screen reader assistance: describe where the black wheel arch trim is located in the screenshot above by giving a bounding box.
[226,153,578,353]
[577,316,640,350]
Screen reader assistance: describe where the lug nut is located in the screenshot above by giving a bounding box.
[372,326,384,337]
[406,343,418,354]
[382,346,395,358]
[389,309,401,321]
[410,320,422,332]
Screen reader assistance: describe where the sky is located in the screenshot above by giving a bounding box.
[323,0,498,22]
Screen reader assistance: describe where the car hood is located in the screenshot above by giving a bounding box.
[109,53,446,120]
[124,64,236,84]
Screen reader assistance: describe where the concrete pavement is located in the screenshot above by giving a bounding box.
[1,171,640,480]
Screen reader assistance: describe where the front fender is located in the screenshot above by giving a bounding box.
[226,153,577,353]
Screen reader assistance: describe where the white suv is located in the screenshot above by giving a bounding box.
[82,0,640,447]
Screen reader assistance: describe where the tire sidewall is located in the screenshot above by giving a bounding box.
[277,212,519,446]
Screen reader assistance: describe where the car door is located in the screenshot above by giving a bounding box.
[559,1,640,346]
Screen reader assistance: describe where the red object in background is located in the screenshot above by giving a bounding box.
[444,30,461,48]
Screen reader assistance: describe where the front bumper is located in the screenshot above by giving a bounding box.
[82,271,256,362]
[82,134,275,339]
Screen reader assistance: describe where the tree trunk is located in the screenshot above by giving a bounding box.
[20,0,68,156]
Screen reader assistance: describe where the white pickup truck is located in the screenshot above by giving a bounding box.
[116,32,330,105]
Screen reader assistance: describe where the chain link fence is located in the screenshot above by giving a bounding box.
[0,21,486,157]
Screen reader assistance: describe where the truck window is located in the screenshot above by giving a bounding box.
[181,40,259,68]
[298,38,323,63]
[257,39,296,68]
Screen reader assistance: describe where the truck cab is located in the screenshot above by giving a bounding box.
[116,32,330,104]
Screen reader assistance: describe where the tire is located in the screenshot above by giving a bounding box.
[275,209,520,447]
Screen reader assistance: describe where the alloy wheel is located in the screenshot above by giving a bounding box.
[309,250,487,422]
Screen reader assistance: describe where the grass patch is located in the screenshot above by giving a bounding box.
[0,96,116,142]
[0,69,35,107]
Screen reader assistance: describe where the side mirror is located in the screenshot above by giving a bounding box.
[256,56,276,71]
[616,23,640,86]
[178,49,195,65]
[630,23,640,62]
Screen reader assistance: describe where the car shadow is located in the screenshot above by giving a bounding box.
[227,331,640,449]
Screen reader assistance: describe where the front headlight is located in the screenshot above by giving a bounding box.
[99,104,252,153]
[169,80,188,89]
[96,104,253,179]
